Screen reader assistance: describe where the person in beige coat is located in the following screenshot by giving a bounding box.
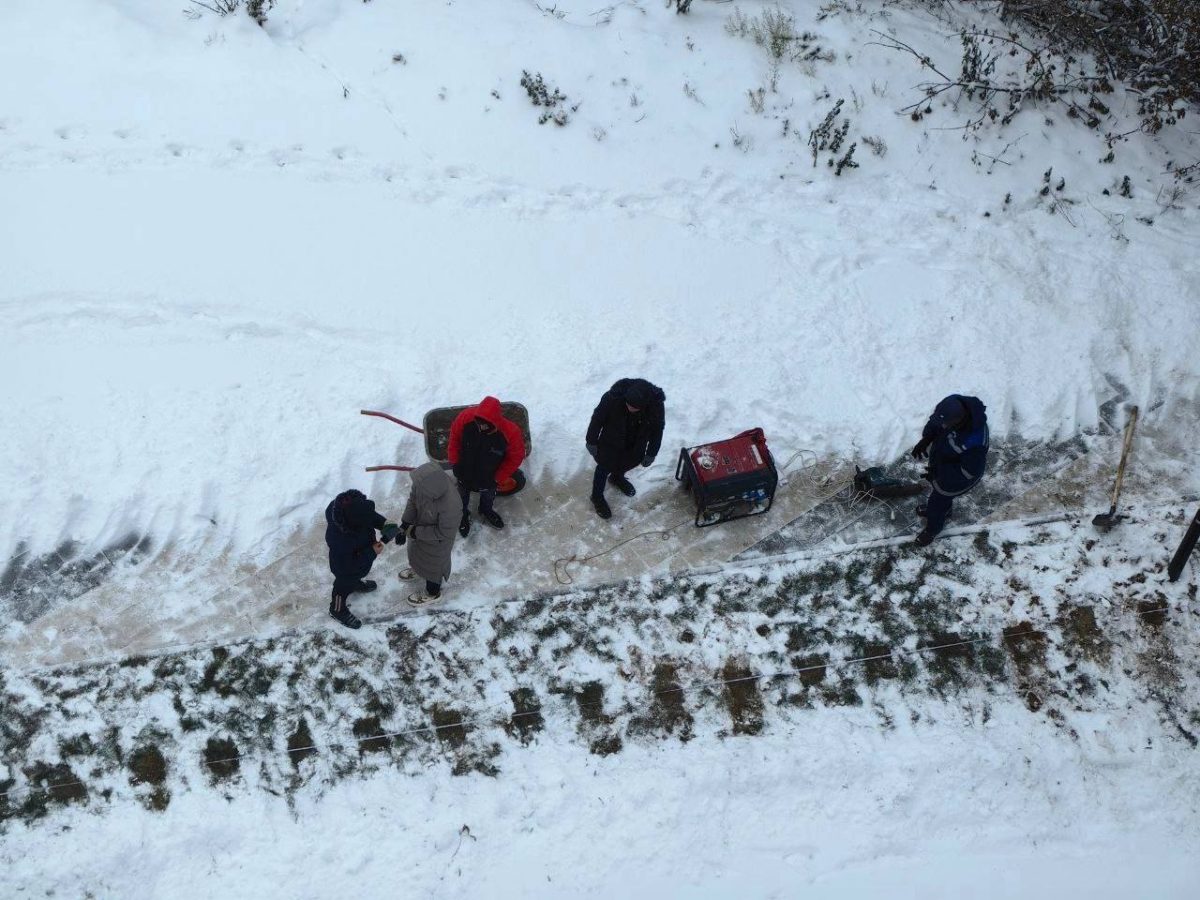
[398,461,460,607]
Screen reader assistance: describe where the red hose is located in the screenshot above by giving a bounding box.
[360,409,425,433]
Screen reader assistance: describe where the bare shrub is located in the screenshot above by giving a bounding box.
[726,7,834,64]
[186,0,240,15]
[999,0,1199,136]
[862,134,888,156]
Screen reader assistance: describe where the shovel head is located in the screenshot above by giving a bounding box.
[1092,507,1120,530]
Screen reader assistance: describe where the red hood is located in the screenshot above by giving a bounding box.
[474,396,503,426]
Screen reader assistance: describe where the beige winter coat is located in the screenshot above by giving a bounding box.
[402,462,460,583]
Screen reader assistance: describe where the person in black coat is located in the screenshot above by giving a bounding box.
[910,394,989,546]
[585,378,666,519]
[324,489,400,629]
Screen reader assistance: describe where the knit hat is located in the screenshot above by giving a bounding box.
[933,396,968,431]
[624,382,651,409]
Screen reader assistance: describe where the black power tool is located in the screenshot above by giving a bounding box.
[853,466,924,501]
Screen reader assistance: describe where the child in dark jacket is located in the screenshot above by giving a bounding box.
[324,489,399,629]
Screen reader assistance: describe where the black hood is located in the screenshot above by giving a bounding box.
[612,378,666,408]
[328,490,376,531]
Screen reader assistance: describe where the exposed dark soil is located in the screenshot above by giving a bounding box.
[856,641,900,684]
[721,659,764,736]
[589,734,623,756]
[575,680,612,726]
[1003,622,1048,672]
[430,706,467,748]
[794,654,828,687]
[505,687,545,744]
[204,737,241,781]
[922,631,975,688]
[129,744,167,786]
[353,716,391,754]
[629,661,694,741]
[287,718,317,768]
[1137,599,1169,629]
[18,762,87,821]
[1061,605,1111,664]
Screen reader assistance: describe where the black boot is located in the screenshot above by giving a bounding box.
[609,473,636,497]
[459,512,471,538]
[329,596,362,629]
[480,508,505,529]
[357,579,378,593]
[591,494,612,519]
[914,529,935,547]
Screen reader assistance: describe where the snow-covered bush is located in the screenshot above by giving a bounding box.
[998,0,1199,137]
[246,0,274,27]
[186,0,240,16]
[725,6,833,65]
[807,99,848,162]
[862,134,887,156]
[885,0,1196,167]
[189,0,272,26]
[876,27,1115,134]
[520,71,572,126]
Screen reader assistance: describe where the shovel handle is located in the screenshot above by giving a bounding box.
[361,409,425,434]
[1109,405,1139,509]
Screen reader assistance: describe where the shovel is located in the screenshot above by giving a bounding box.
[1092,405,1139,530]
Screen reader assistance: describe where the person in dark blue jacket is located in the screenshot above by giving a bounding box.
[910,395,989,546]
[324,489,400,629]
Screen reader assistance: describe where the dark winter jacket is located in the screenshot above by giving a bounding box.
[324,490,386,578]
[402,462,460,583]
[924,395,989,497]
[586,378,667,473]
[447,396,525,491]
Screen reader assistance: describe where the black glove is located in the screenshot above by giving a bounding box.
[641,453,655,468]
[380,522,400,544]
[911,437,932,460]
[586,443,599,462]
[401,522,417,543]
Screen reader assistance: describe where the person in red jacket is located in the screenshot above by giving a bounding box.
[447,396,525,536]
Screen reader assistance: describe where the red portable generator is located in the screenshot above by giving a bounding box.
[675,428,778,527]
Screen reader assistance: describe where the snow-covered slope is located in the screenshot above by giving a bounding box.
[2,0,1197,565]
[1,0,1199,895]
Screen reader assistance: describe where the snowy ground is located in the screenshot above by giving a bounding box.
[2,0,1199,894]
[2,507,1198,897]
